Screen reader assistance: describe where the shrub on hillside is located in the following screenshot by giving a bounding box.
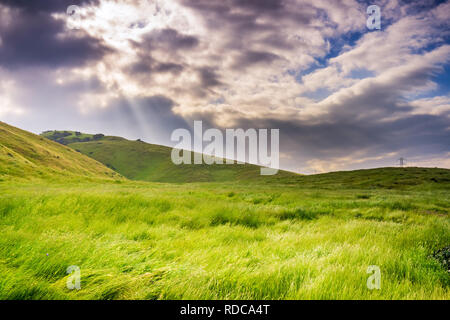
[93,134,105,140]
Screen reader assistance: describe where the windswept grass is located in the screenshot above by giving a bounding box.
[0,181,448,299]
[1,123,449,299]
[0,122,122,182]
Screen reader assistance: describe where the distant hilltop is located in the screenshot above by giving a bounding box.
[41,130,105,145]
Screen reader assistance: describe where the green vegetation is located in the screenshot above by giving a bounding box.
[41,130,104,145]
[0,123,448,299]
[1,180,448,299]
[42,130,299,183]
[0,122,121,182]
[41,131,450,188]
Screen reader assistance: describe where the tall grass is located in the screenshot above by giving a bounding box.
[0,181,448,300]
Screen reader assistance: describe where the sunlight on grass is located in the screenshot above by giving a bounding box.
[0,181,448,299]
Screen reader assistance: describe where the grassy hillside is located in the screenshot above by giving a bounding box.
[43,131,298,183]
[0,123,448,300]
[0,122,122,181]
[41,131,450,189]
[41,130,104,145]
[282,167,450,190]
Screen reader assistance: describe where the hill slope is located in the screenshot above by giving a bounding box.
[41,130,450,188]
[0,122,122,181]
[278,166,450,190]
[42,131,299,183]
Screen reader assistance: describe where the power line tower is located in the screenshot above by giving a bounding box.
[398,157,407,167]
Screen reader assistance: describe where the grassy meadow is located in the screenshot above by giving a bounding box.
[0,179,449,299]
[0,122,449,299]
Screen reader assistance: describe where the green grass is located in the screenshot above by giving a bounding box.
[42,131,450,189]
[0,122,122,182]
[0,123,449,300]
[0,180,448,299]
[43,130,299,183]
[40,130,101,145]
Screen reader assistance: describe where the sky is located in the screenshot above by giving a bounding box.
[0,0,449,173]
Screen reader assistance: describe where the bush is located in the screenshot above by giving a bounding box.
[93,134,105,140]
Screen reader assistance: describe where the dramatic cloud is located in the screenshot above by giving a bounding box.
[0,0,110,69]
[0,0,449,173]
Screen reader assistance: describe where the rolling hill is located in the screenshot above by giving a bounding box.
[0,122,122,181]
[41,130,299,183]
[41,130,450,189]
[0,122,449,300]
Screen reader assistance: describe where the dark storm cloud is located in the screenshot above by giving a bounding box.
[135,28,199,52]
[124,0,296,90]
[0,0,110,69]
[180,0,298,19]
[198,67,222,88]
[179,0,315,32]
[128,56,184,75]
[232,50,281,69]
[128,61,153,74]
[176,0,318,74]
[126,28,198,77]
[155,62,184,73]
[219,0,285,12]
[260,33,295,50]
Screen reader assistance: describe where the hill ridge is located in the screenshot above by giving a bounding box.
[0,122,122,181]
[40,129,450,189]
[41,129,298,183]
